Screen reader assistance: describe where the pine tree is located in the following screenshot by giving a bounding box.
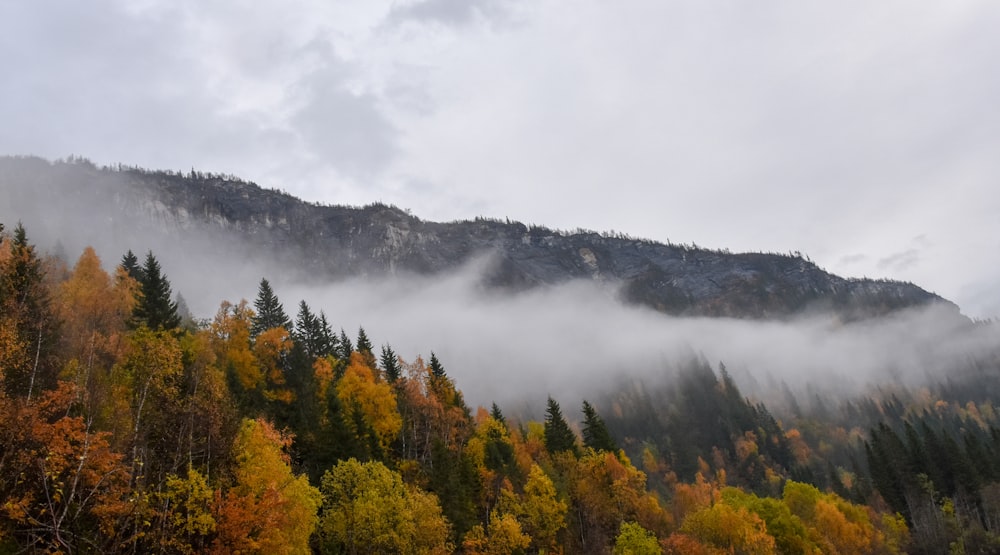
[251,278,290,338]
[317,312,338,358]
[356,327,373,356]
[490,403,506,427]
[356,327,377,368]
[429,351,446,378]
[582,400,618,453]
[120,249,142,282]
[380,344,401,383]
[338,329,353,359]
[132,251,181,331]
[294,300,328,358]
[544,397,578,456]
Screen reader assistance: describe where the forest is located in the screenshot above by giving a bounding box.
[2,219,1000,554]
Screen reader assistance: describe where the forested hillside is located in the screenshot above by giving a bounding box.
[2,220,999,554]
[0,156,952,321]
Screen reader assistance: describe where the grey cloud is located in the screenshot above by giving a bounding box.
[386,0,515,27]
[273,257,987,410]
[877,249,921,272]
[291,56,399,179]
[838,253,867,265]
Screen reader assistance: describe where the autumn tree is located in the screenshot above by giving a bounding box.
[57,247,135,419]
[462,512,531,555]
[336,352,402,454]
[0,222,59,400]
[613,522,660,555]
[212,418,320,554]
[569,450,671,551]
[517,464,568,553]
[677,501,776,555]
[0,383,133,552]
[318,458,451,554]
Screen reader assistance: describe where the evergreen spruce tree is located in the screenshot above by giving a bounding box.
[292,301,336,359]
[429,351,446,378]
[490,403,506,427]
[120,249,142,282]
[356,327,373,356]
[251,278,290,338]
[380,344,401,383]
[544,397,578,456]
[338,329,354,359]
[132,251,181,331]
[582,400,618,453]
[317,311,338,358]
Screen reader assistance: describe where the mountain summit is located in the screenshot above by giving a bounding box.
[0,156,952,319]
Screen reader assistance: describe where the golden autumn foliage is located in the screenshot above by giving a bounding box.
[209,300,260,391]
[462,512,531,555]
[612,521,661,555]
[0,383,133,552]
[254,326,294,403]
[212,418,320,555]
[517,464,568,552]
[319,458,451,555]
[678,502,776,554]
[337,352,403,450]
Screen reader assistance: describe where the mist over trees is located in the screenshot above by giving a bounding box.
[2,222,1000,553]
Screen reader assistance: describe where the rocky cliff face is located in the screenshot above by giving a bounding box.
[0,156,954,319]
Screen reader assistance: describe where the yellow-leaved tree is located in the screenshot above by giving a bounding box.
[318,458,451,555]
[211,418,320,555]
[336,352,402,451]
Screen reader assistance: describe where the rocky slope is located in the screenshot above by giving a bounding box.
[0,156,955,319]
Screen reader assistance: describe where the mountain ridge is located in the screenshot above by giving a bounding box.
[0,155,956,320]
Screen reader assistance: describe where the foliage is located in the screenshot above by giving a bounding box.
[318,458,451,554]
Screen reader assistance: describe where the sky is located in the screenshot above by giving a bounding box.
[1,0,999,318]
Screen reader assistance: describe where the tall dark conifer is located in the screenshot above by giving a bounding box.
[294,305,337,359]
[338,329,354,359]
[380,344,401,383]
[490,403,507,428]
[132,251,181,331]
[581,400,618,453]
[251,278,290,338]
[544,397,578,456]
[429,352,446,378]
[120,250,142,282]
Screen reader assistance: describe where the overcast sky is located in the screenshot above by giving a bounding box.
[2,1,998,318]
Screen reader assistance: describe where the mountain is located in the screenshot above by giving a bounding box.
[0,155,955,320]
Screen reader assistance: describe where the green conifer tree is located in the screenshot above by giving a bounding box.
[544,397,578,456]
[251,278,290,338]
[490,403,506,427]
[132,251,181,331]
[429,351,446,378]
[380,344,401,383]
[120,249,142,282]
[582,400,618,453]
[338,329,353,359]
